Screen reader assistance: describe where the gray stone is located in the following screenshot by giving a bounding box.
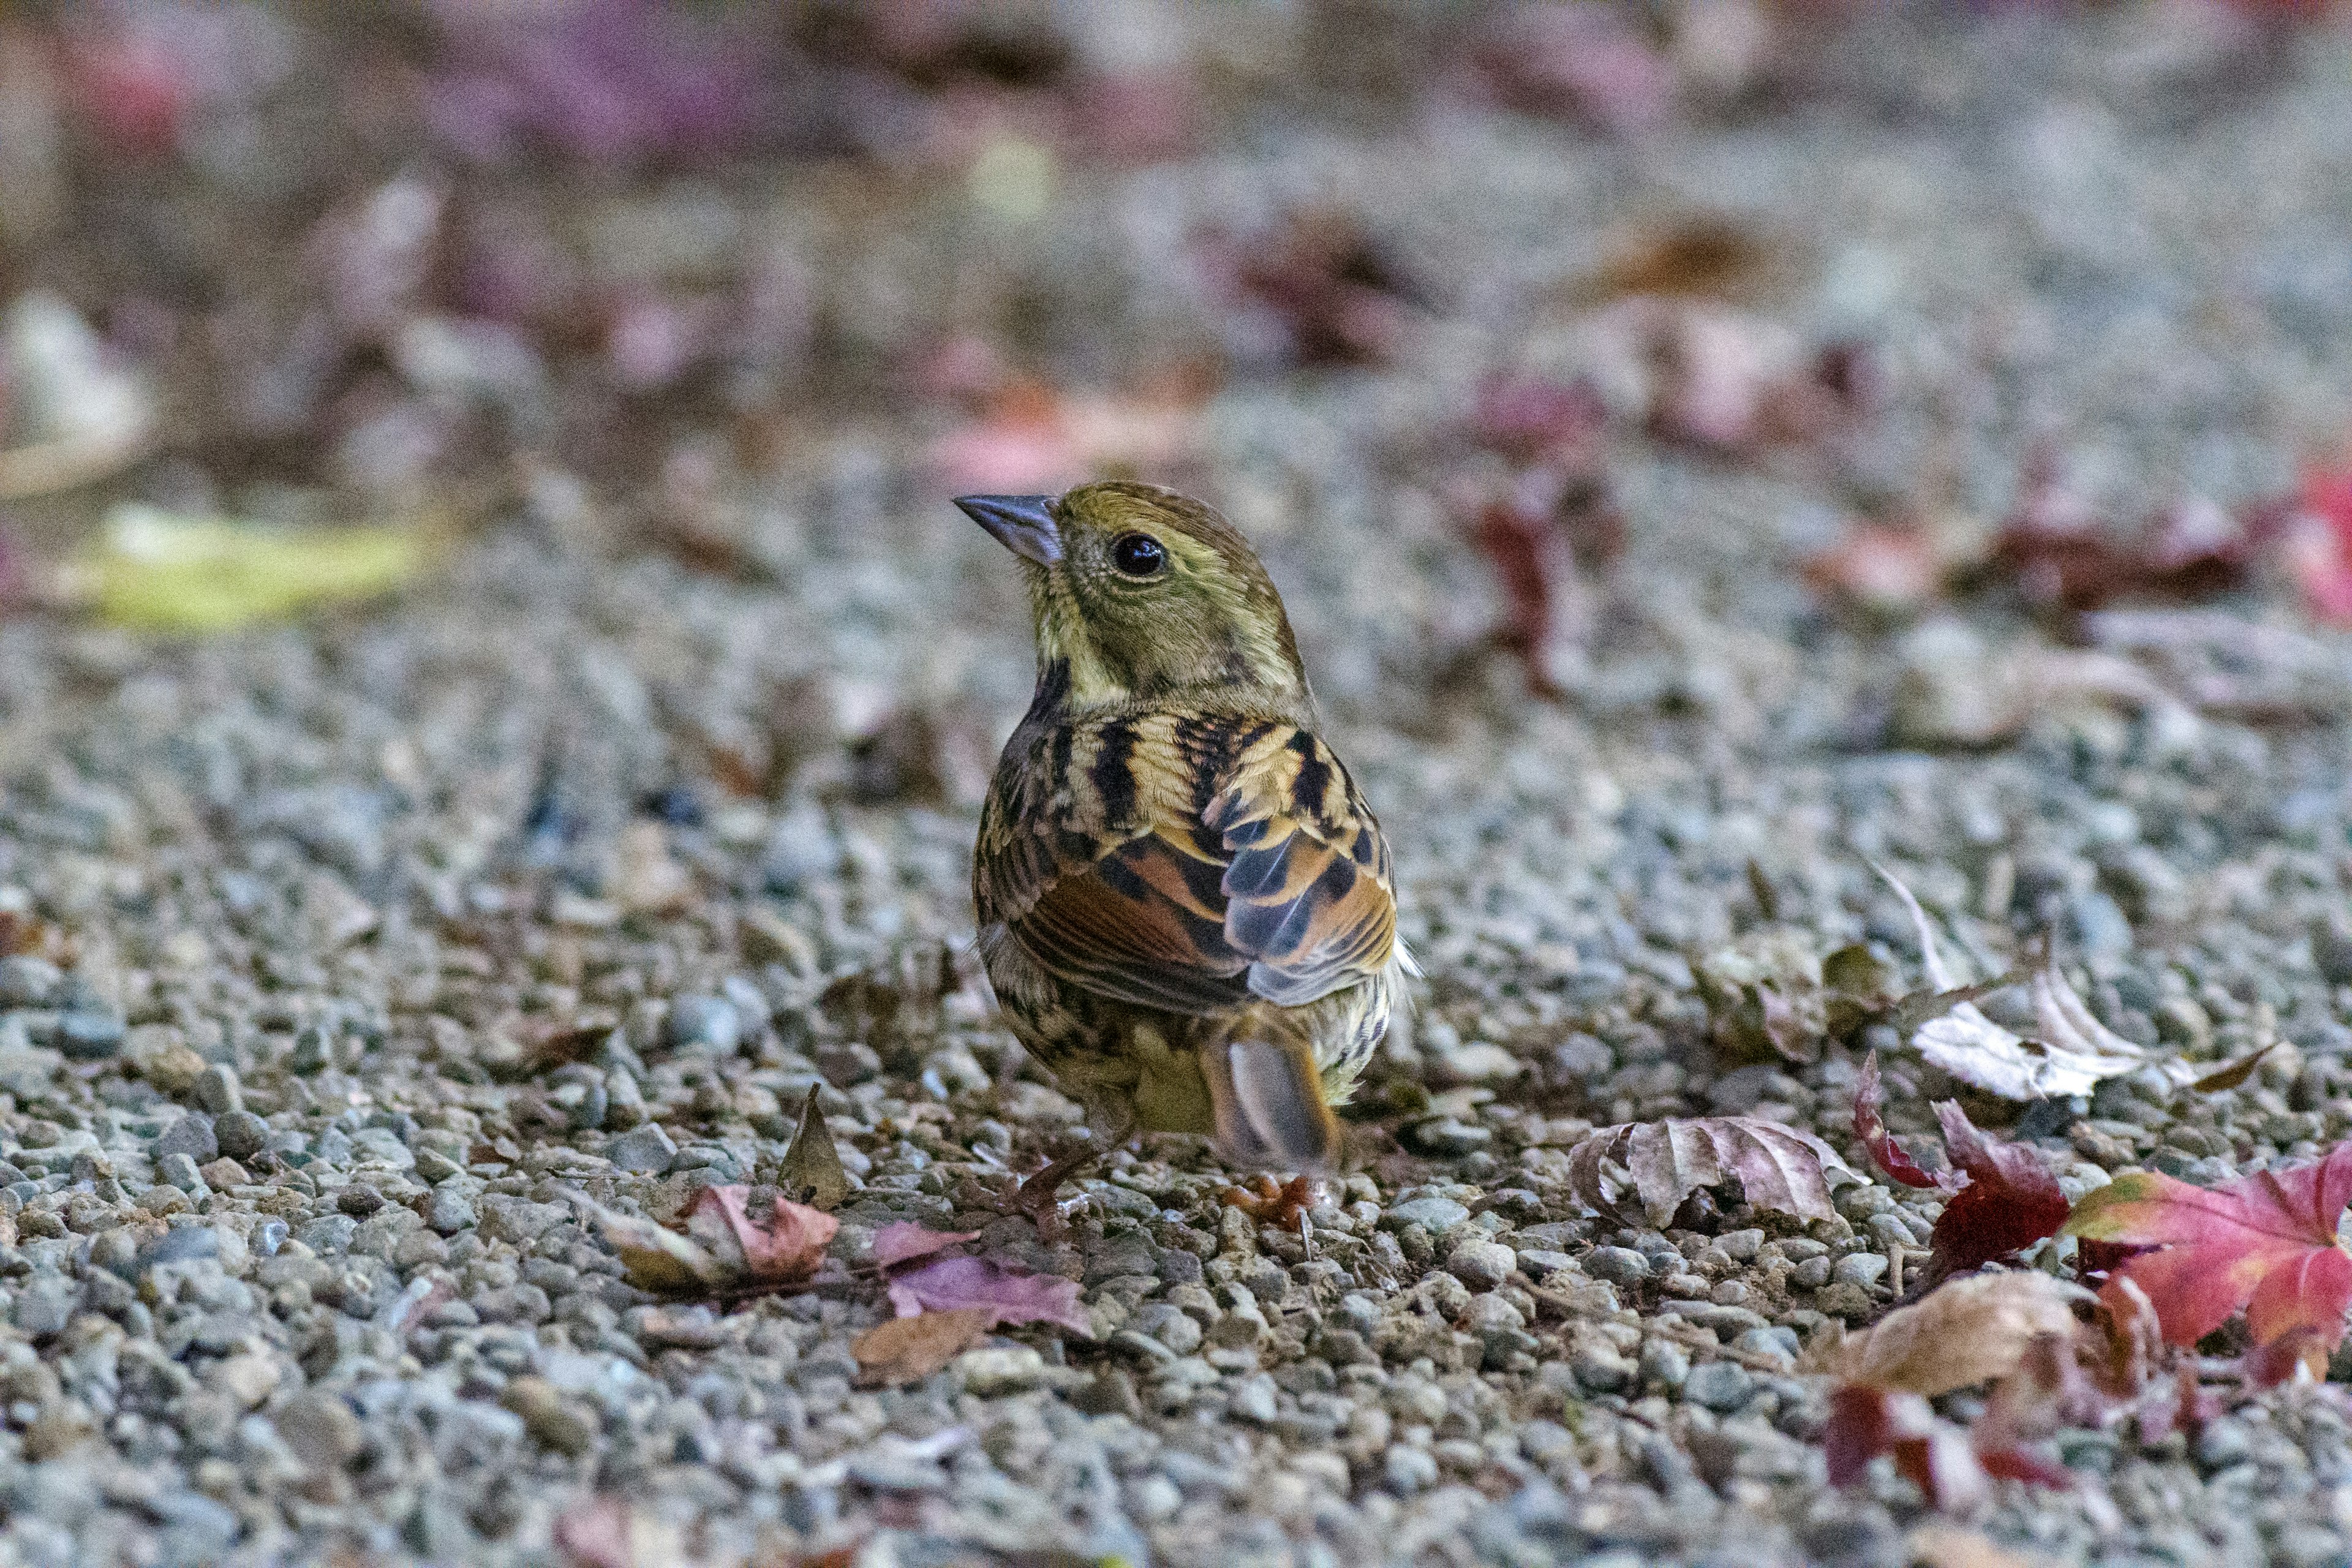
[0,957,63,1008]
[1446,1239,1518,1291]
[606,1122,678,1173]
[12,1273,78,1338]
[1640,1338,1691,1392]
[663,995,742,1054]
[1684,1362,1755,1413]
[2313,923,2352,988]
[428,1189,477,1235]
[155,1115,219,1165]
[2066,891,2134,963]
[1383,1444,1438,1494]
[1585,1246,1651,1285]
[0,1045,62,1098]
[954,1346,1050,1396]
[55,1009,126,1060]
[1570,1343,1634,1395]
[1382,1197,1471,1237]
[1831,1253,1888,1289]
[194,1065,244,1115]
[298,1215,358,1255]
[1228,1373,1280,1424]
[214,1112,269,1162]
[158,1152,209,1194]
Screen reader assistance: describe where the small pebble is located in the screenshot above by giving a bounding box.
[1585,1246,1651,1285]
[1683,1362,1754,1414]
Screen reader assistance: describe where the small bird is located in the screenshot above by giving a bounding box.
[960,481,1410,1197]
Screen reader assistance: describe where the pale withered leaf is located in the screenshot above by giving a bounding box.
[1807,1271,2087,1396]
[1564,1115,1856,1228]
[776,1083,850,1211]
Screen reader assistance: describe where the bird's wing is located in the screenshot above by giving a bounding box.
[981,714,1395,1016]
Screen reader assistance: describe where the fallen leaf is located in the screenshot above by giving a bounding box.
[1822,1384,1991,1512]
[1469,466,1618,697]
[1469,371,1608,466]
[1476,4,1677,135]
[853,1308,992,1386]
[564,1189,729,1294]
[870,1221,982,1271]
[64,504,430,632]
[1852,1051,1945,1191]
[686,1185,836,1285]
[2061,1144,2352,1351]
[1694,929,1826,1063]
[1985,456,2260,613]
[1574,214,1779,305]
[2283,459,2352,623]
[1872,861,2176,1100]
[776,1084,850,1211]
[2241,1324,2331,1390]
[2188,1042,2276,1094]
[1811,1272,2084,1396]
[1220,208,1424,367]
[1805,522,1943,619]
[1563,1115,1856,1229]
[927,378,1201,494]
[885,1253,1088,1332]
[1926,1101,2070,1281]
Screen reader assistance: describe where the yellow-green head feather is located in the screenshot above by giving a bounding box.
[960,482,1310,717]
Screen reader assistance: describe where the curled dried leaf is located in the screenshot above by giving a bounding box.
[562,1188,728,1294]
[1809,1272,2087,1396]
[1926,1101,2070,1281]
[1872,860,2182,1100]
[1852,1050,1945,1191]
[1564,1115,1856,1228]
[777,1083,850,1211]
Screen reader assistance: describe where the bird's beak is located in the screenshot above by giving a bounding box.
[956,494,1061,566]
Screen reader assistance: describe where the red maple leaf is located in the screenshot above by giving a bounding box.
[1925,1101,2069,1281]
[1850,1050,1945,1191]
[2062,1144,2352,1351]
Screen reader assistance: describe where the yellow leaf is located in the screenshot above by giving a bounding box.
[71,505,430,632]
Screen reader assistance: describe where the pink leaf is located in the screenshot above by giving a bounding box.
[687,1185,836,1284]
[871,1221,980,1271]
[885,1253,1087,1332]
[1851,1050,1945,1191]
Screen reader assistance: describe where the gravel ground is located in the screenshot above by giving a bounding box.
[7,7,2352,1567]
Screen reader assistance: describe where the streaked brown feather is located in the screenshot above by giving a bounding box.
[979,712,1395,1018]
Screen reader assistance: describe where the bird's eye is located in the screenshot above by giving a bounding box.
[1110,533,1167,578]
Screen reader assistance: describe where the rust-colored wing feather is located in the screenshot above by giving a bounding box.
[978,715,1395,1016]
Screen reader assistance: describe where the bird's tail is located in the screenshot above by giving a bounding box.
[1199,1009,1341,1172]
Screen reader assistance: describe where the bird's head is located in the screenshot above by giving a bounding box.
[959,481,1309,716]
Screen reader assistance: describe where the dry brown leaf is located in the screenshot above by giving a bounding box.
[1564,1115,1856,1228]
[777,1084,850,1211]
[852,1308,992,1387]
[1872,861,2190,1100]
[1808,1272,2086,1396]
[2188,1042,2275,1093]
[564,1189,729,1294]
